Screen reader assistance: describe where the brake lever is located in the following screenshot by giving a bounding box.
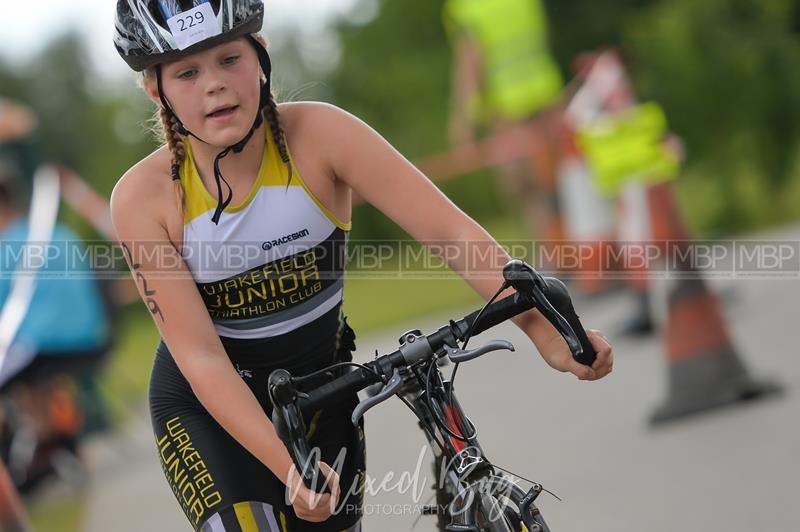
[503,260,582,357]
[529,288,583,358]
[268,369,329,493]
[445,340,515,363]
[351,369,403,426]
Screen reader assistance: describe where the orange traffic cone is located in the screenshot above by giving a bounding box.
[650,275,781,424]
[647,184,782,425]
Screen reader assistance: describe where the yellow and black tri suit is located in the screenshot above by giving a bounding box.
[149,129,365,532]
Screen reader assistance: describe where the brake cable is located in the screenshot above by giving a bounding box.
[437,282,509,442]
[426,358,476,442]
[490,462,562,502]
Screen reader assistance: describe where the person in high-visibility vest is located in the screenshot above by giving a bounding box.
[444,0,566,244]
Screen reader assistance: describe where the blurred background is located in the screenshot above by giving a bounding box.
[0,0,798,530]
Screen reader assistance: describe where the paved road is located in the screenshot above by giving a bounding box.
[81,227,800,532]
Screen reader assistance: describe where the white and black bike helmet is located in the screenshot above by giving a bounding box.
[114,0,265,72]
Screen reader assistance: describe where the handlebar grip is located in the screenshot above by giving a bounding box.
[268,370,330,494]
[463,293,535,337]
[299,367,378,416]
[541,277,597,366]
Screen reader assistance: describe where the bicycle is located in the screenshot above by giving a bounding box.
[268,259,598,531]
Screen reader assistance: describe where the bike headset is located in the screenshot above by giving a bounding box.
[114,0,271,225]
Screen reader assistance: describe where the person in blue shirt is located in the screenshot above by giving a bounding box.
[0,215,112,387]
[0,108,110,389]
[0,99,112,494]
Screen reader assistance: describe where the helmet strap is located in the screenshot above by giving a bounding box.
[155,37,273,225]
[155,66,192,139]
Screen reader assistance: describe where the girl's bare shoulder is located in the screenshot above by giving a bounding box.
[110,146,179,229]
[278,101,353,137]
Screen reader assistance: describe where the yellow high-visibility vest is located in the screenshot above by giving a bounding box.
[444,0,563,122]
[576,102,680,196]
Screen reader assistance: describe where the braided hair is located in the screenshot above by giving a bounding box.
[156,105,188,212]
[264,92,293,182]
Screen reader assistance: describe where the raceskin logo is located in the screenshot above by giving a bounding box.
[262,229,310,251]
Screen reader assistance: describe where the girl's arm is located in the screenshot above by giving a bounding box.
[110,168,297,483]
[304,103,613,380]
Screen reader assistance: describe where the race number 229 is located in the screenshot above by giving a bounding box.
[167,3,221,51]
[175,11,205,32]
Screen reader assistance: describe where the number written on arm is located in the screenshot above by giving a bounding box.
[121,242,165,323]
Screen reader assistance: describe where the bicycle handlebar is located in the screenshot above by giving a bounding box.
[268,259,597,491]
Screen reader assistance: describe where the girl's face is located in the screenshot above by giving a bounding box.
[153,38,263,147]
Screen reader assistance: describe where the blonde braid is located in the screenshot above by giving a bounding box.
[263,93,293,184]
[249,33,291,182]
[157,106,187,213]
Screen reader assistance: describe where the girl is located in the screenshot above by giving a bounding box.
[110,1,613,531]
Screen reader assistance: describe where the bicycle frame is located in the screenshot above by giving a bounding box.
[395,359,547,531]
